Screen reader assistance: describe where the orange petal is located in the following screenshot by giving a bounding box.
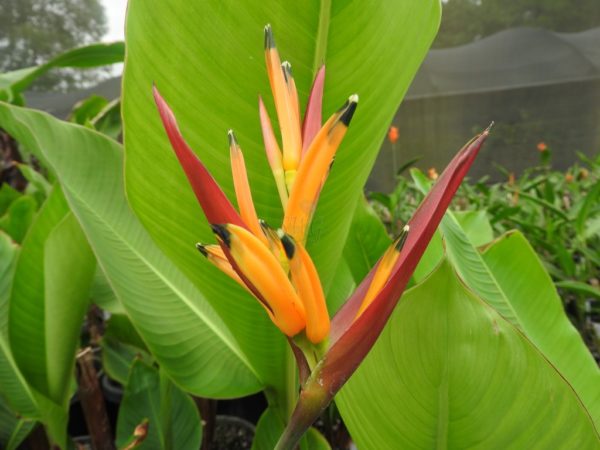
[264,25,301,188]
[196,243,249,291]
[354,225,409,319]
[279,231,330,344]
[228,130,266,243]
[258,96,288,207]
[212,223,306,337]
[283,95,358,242]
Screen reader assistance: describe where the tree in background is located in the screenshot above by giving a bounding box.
[434,0,600,48]
[0,0,108,91]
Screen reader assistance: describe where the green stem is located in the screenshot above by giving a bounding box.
[266,344,298,424]
[274,375,330,450]
[284,343,298,419]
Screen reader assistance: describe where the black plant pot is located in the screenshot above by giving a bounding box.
[210,415,255,450]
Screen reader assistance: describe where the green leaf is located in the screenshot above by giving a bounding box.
[480,232,600,425]
[440,218,600,429]
[0,400,35,450]
[9,186,70,398]
[576,180,600,237]
[101,337,150,386]
[453,210,494,247]
[0,195,37,243]
[0,184,21,216]
[17,164,52,202]
[0,42,125,96]
[555,280,600,300]
[104,314,149,353]
[337,260,600,449]
[0,102,262,398]
[0,231,18,336]
[69,95,110,125]
[342,196,391,284]
[123,0,439,397]
[116,361,202,450]
[89,266,124,315]
[5,185,94,446]
[43,212,96,402]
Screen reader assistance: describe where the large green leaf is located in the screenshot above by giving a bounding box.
[411,169,600,429]
[7,187,95,446]
[116,361,202,450]
[0,42,125,97]
[123,0,439,397]
[337,260,600,449]
[43,212,96,403]
[480,231,600,427]
[0,102,262,398]
[9,186,70,399]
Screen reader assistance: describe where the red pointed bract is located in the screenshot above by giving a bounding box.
[153,86,245,228]
[301,66,325,155]
[324,127,491,390]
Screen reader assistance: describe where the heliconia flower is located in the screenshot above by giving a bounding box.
[153,25,491,450]
[153,26,356,344]
[537,141,548,152]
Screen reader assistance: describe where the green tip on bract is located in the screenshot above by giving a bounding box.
[338,94,359,126]
[228,129,238,148]
[264,24,275,49]
[195,243,209,257]
[210,224,231,247]
[277,229,295,259]
[484,121,495,134]
[394,225,410,251]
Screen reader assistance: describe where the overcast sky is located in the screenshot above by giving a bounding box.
[101,0,127,42]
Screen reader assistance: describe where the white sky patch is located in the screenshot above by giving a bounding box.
[101,0,127,42]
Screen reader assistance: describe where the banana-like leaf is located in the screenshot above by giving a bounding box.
[411,168,600,430]
[0,42,125,97]
[7,186,95,446]
[337,260,600,449]
[43,212,96,402]
[0,400,35,450]
[480,231,600,428]
[0,102,262,398]
[453,210,494,247]
[116,360,202,450]
[9,186,70,400]
[123,0,439,395]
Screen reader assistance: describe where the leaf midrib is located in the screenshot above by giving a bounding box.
[312,0,331,76]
